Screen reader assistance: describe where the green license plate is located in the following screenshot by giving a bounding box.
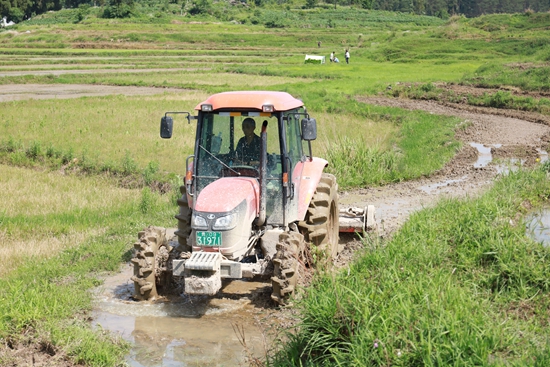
[196,231,222,247]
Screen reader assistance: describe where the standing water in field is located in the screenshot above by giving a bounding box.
[92,265,275,366]
[525,208,550,247]
[470,143,501,168]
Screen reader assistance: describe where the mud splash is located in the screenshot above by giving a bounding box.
[92,265,274,366]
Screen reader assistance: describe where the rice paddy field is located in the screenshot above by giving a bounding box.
[1,7,550,366]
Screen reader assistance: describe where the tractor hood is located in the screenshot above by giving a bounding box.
[194,177,259,214]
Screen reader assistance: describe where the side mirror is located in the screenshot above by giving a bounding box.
[160,116,173,139]
[301,118,317,141]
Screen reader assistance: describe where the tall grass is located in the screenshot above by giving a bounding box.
[321,105,460,188]
[0,163,179,365]
[271,167,550,366]
[462,62,550,92]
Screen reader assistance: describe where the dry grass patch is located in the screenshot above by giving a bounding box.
[316,111,397,155]
[0,230,98,277]
[0,165,136,217]
[0,164,143,277]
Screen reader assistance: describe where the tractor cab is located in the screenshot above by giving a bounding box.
[192,107,306,228]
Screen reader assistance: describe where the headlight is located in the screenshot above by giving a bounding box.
[192,214,208,230]
[212,213,238,230]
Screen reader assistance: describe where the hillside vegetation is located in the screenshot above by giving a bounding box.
[0,7,549,366]
[2,0,550,24]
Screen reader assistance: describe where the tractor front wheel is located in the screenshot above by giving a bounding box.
[131,226,171,301]
[175,186,192,252]
[271,231,305,305]
[299,173,339,260]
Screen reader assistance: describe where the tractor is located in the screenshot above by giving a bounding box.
[131,91,349,304]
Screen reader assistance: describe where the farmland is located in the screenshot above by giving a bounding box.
[1,7,550,366]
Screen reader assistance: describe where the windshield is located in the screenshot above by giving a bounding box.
[194,112,285,223]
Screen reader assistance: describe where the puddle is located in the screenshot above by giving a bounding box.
[470,143,501,168]
[92,265,273,367]
[536,148,549,163]
[494,158,525,175]
[525,208,550,247]
[418,176,468,195]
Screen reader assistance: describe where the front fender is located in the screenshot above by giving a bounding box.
[296,157,328,220]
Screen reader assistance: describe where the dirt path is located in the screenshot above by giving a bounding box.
[344,95,550,239]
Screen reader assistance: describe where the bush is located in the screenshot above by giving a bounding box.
[261,10,296,28]
[8,8,24,23]
[189,0,212,15]
[102,0,135,19]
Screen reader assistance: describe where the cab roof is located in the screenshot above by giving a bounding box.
[195,91,304,112]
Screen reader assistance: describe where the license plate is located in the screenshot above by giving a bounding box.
[196,231,222,247]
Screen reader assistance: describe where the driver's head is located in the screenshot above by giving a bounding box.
[242,118,256,136]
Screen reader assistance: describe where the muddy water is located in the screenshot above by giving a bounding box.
[92,265,274,366]
[525,208,550,247]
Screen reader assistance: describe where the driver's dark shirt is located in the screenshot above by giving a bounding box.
[236,134,261,164]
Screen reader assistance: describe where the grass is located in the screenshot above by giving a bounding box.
[0,163,179,365]
[322,107,460,187]
[271,166,550,366]
[0,86,461,189]
[0,164,142,275]
[0,92,201,174]
[0,7,549,366]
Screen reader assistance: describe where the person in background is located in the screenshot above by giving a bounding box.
[345,49,350,64]
[330,51,334,62]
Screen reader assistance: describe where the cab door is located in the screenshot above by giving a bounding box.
[281,108,305,225]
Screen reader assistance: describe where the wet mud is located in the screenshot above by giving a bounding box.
[93,265,278,367]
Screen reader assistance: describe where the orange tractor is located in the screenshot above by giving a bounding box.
[131,91,374,304]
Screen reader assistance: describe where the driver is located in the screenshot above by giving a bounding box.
[236,118,261,165]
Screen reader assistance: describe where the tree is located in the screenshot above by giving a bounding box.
[305,0,317,9]
[189,0,211,14]
[102,0,135,18]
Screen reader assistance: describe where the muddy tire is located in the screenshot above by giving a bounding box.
[299,173,339,259]
[271,231,305,305]
[131,226,171,301]
[175,185,192,252]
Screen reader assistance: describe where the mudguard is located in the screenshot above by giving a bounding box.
[295,157,328,220]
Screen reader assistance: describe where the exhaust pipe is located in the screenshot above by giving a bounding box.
[255,120,268,226]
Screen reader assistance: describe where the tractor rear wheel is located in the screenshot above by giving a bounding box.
[271,231,305,305]
[299,173,339,259]
[131,226,171,300]
[175,186,192,252]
